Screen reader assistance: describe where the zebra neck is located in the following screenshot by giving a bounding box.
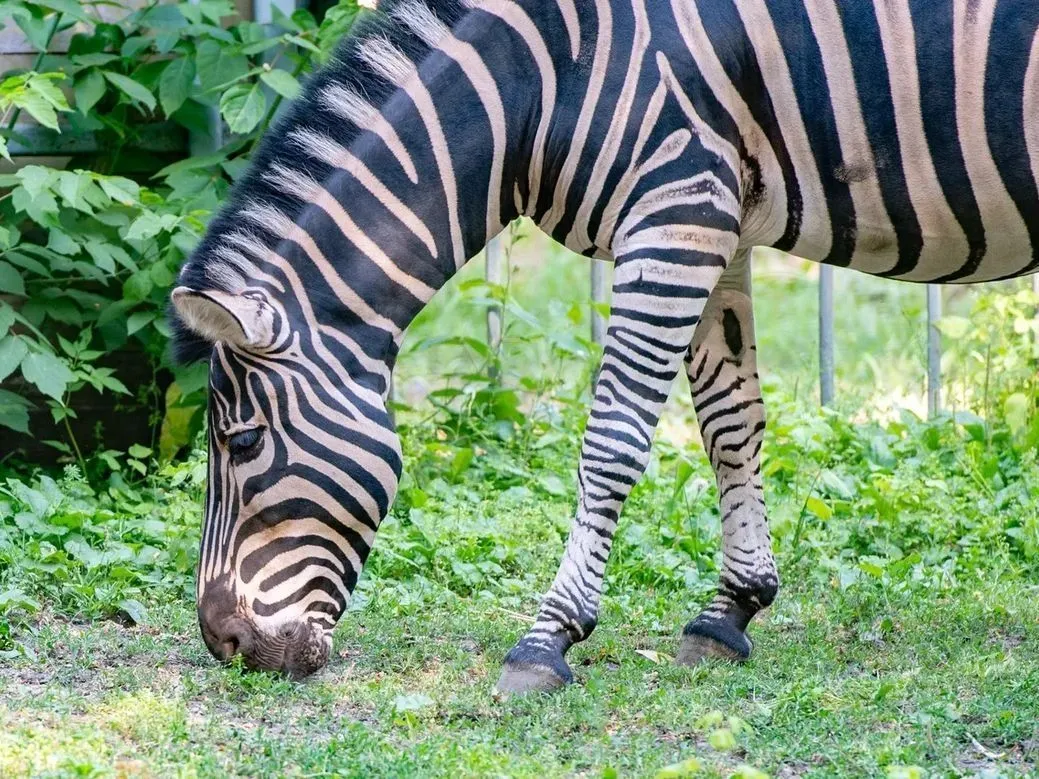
[183,1,580,391]
[267,5,573,375]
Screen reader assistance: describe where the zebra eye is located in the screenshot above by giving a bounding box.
[227,428,263,462]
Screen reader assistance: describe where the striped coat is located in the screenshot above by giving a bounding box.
[170,0,1039,689]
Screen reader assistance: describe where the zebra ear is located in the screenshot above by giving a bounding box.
[171,287,275,349]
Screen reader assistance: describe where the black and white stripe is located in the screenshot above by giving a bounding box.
[170,0,1039,684]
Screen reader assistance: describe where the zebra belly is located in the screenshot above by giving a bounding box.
[742,0,1039,283]
[791,181,1039,285]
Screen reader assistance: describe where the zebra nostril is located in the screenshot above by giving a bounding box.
[202,617,255,664]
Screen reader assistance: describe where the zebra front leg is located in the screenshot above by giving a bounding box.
[495,242,734,694]
[677,251,778,666]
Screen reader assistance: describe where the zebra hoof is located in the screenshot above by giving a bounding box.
[494,662,571,696]
[676,624,752,667]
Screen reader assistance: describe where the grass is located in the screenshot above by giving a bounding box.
[3,236,1039,777]
[1,526,1037,776]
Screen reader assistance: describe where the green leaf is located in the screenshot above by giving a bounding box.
[126,311,155,335]
[0,135,9,162]
[34,0,91,23]
[707,727,736,751]
[99,374,129,395]
[125,211,164,241]
[11,89,59,130]
[220,82,266,134]
[1005,392,1030,436]
[393,693,434,713]
[153,151,229,180]
[196,39,249,92]
[240,37,282,56]
[159,57,196,117]
[46,229,78,256]
[260,69,300,100]
[536,473,567,497]
[121,36,153,59]
[0,389,30,433]
[805,496,833,521]
[140,3,187,30]
[0,261,25,296]
[11,189,58,222]
[286,34,321,54]
[935,315,970,340]
[123,270,153,302]
[82,241,115,273]
[27,74,69,111]
[859,559,885,578]
[14,15,53,52]
[70,53,120,68]
[886,767,924,779]
[0,224,15,252]
[128,444,152,459]
[20,351,75,401]
[0,336,29,381]
[56,170,96,213]
[173,362,209,396]
[9,480,50,518]
[103,72,157,112]
[0,305,15,337]
[4,251,48,277]
[96,176,139,205]
[197,0,235,23]
[16,165,54,198]
[819,469,855,500]
[117,598,148,626]
[731,766,769,779]
[653,757,701,779]
[64,537,103,568]
[149,261,175,287]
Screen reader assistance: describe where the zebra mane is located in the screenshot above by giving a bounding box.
[170,0,475,365]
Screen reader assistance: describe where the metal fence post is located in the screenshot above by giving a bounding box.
[485,234,505,377]
[927,284,942,418]
[590,260,608,347]
[819,265,835,407]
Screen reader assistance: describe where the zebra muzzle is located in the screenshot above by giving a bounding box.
[198,596,330,679]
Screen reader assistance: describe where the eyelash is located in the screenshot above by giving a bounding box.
[227,428,263,461]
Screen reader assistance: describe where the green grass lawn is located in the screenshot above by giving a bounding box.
[1,524,1037,777]
[3,389,1038,777]
[3,238,1039,777]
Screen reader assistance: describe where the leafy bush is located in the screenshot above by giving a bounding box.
[4,382,1038,658]
[0,0,363,455]
[938,287,1039,441]
[0,450,206,656]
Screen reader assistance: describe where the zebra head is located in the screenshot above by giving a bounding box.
[171,283,401,678]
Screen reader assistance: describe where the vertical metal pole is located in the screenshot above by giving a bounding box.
[590,260,608,347]
[1032,274,1039,378]
[485,234,505,377]
[819,265,835,407]
[927,284,942,418]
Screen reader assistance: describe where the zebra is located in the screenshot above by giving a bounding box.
[170,0,1039,690]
